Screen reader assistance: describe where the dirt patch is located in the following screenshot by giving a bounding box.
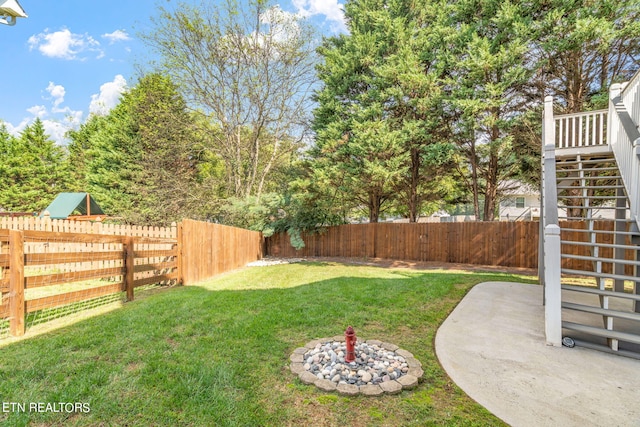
[295,256,538,277]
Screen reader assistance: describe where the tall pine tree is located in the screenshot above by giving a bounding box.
[0,119,70,212]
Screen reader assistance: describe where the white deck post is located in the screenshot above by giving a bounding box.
[544,224,562,346]
[542,96,562,346]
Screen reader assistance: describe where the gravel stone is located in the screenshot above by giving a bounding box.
[292,337,423,396]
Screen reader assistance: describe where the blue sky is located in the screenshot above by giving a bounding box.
[0,0,345,144]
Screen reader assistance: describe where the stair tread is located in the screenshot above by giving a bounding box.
[563,217,635,221]
[561,241,640,251]
[557,185,624,189]
[561,253,640,266]
[562,302,640,322]
[558,206,627,210]
[561,272,640,289]
[556,176,622,180]
[557,195,626,199]
[556,168,618,172]
[558,228,640,236]
[562,321,640,345]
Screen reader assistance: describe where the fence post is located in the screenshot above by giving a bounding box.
[177,222,184,285]
[544,224,562,347]
[9,230,25,337]
[124,236,135,301]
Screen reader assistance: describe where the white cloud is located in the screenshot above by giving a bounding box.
[292,0,346,30]
[89,75,127,115]
[4,118,30,136]
[260,6,301,43]
[26,105,47,118]
[46,82,65,108]
[6,82,85,144]
[102,29,131,44]
[28,28,102,60]
[6,77,126,145]
[41,120,70,145]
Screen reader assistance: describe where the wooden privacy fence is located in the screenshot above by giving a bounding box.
[266,222,540,268]
[0,229,178,337]
[0,218,265,338]
[0,216,177,238]
[266,220,640,271]
[178,219,264,285]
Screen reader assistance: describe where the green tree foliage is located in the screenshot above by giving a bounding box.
[446,0,538,221]
[0,119,71,212]
[84,74,206,225]
[313,0,457,222]
[510,0,640,188]
[535,0,640,113]
[66,113,109,192]
[220,156,346,248]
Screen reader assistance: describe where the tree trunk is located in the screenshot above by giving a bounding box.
[469,143,481,220]
[369,192,381,223]
[483,124,500,222]
[408,147,420,222]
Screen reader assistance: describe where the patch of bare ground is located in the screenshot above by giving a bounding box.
[297,256,538,276]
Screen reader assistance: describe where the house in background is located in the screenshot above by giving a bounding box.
[499,181,540,221]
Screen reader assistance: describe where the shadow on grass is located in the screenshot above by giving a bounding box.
[0,263,533,426]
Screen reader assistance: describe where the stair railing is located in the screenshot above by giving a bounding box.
[555,109,608,149]
[609,79,640,231]
[541,96,562,346]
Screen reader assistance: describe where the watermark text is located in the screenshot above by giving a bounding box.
[2,402,90,413]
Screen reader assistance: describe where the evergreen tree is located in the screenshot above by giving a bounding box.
[446,0,537,221]
[66,113,109,192]
[0,119,70,212]
[85,74,205,225]
[313,0,413,222]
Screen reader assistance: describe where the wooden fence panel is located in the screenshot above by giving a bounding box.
[266,220,638,270]
[179,219,263,285]
[0,217,177,238]
[265,221,542,268]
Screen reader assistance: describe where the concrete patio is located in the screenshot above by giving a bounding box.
[435,281,640,427]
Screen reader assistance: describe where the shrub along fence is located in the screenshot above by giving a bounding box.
[0,218,263,338]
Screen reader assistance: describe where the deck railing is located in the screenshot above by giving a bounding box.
[610,80,640,229]
[554,109,608,149]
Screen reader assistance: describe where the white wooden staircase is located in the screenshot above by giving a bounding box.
[542,74,640,358]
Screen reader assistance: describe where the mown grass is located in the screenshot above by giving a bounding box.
[0,261,537,426]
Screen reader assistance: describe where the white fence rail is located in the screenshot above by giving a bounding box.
[554,110,608,149]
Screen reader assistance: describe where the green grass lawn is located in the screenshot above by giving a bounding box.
[0,261,537,426]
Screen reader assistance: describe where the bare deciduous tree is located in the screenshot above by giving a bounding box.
[142,0,318,200]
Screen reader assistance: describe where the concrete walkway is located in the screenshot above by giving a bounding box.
[435,281,640,427]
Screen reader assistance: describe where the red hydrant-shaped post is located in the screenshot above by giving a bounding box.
[345,326,357,363]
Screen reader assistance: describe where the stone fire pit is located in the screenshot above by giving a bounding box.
[289,336,423,396]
